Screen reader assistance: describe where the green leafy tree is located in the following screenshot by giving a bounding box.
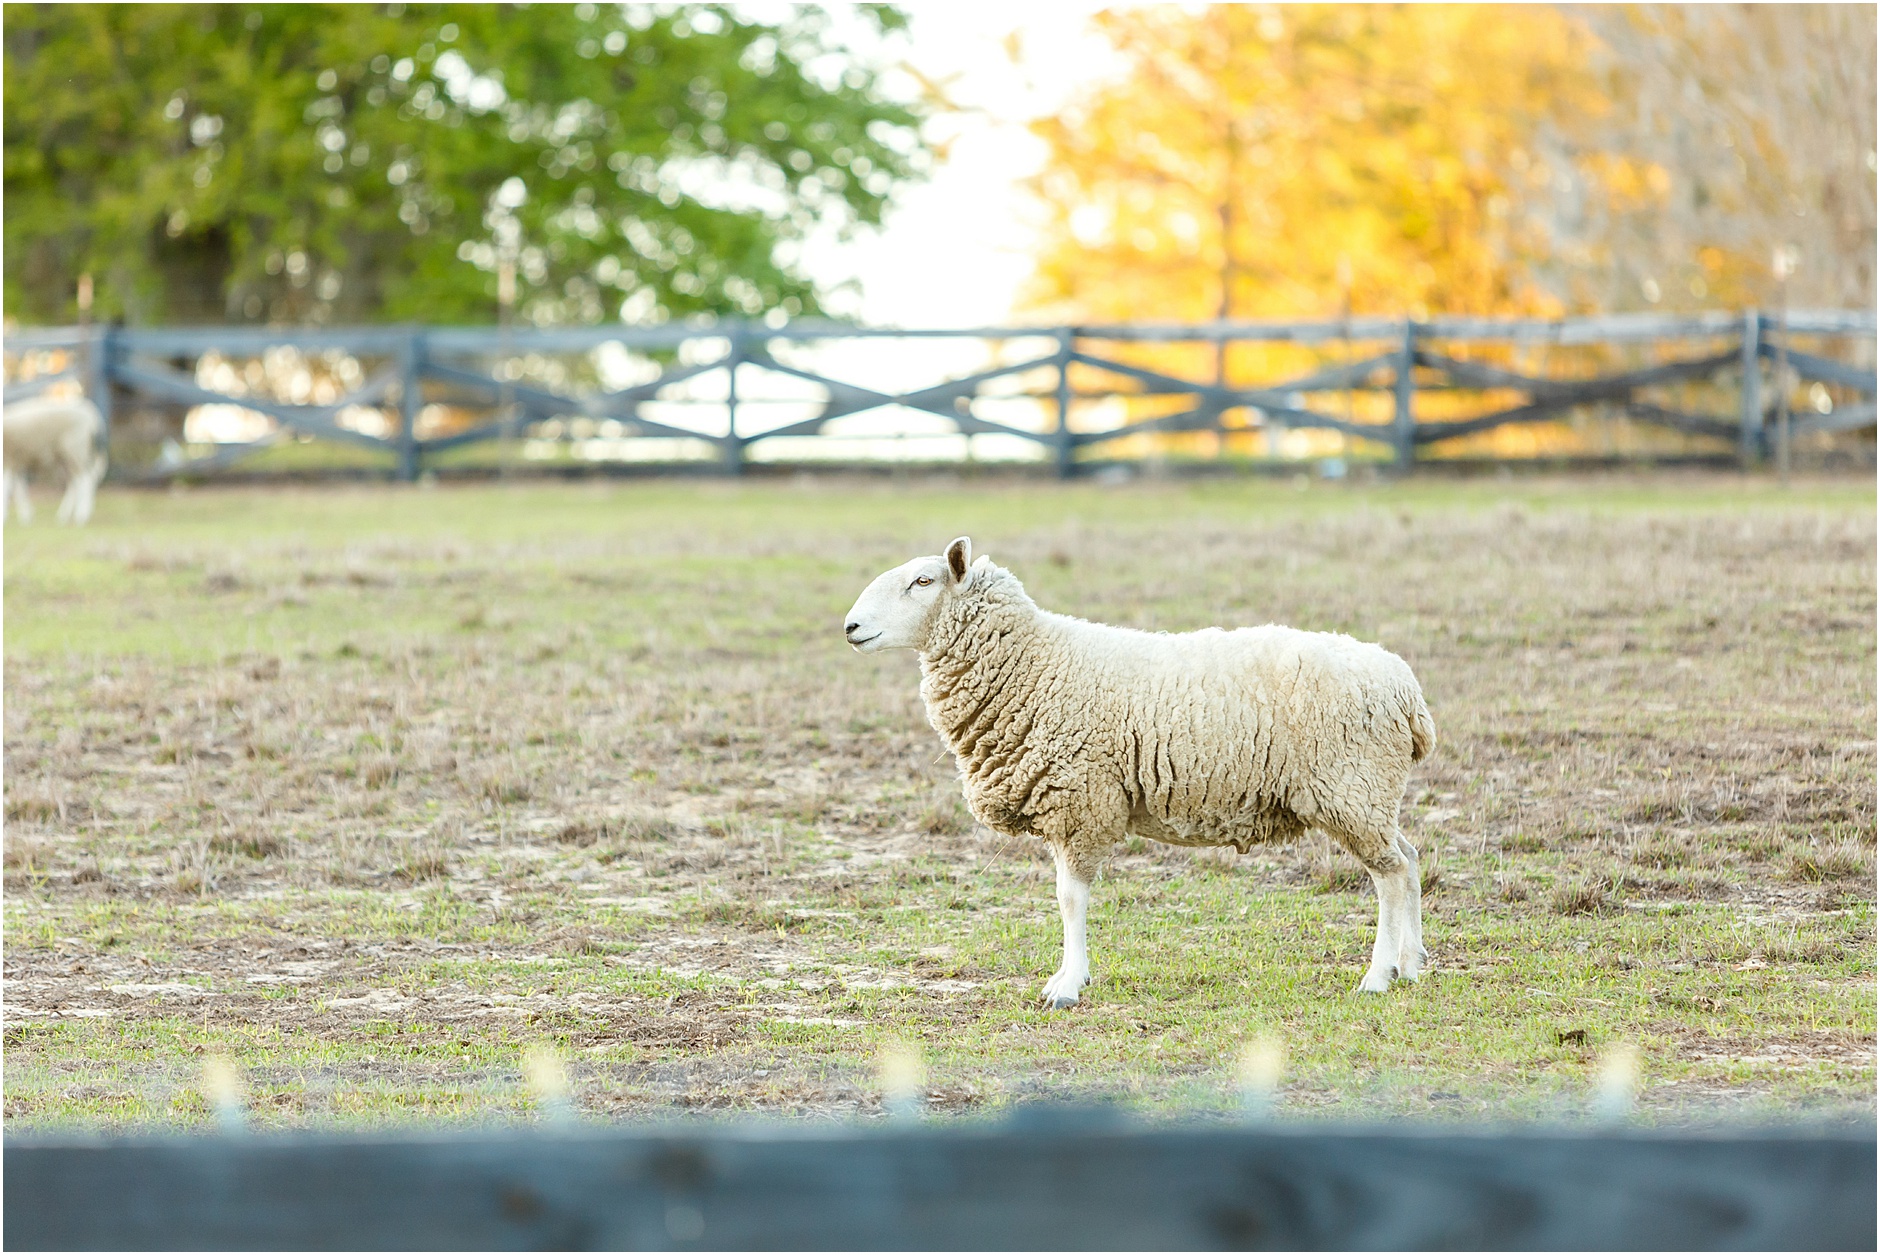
[4,3,927,325]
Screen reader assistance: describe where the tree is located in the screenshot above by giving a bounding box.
[1018,4,1599,462]
[1022,4,1874,328]
[1022,5,1594,334]
[1538,4,1876,312]
[4,3,929,326]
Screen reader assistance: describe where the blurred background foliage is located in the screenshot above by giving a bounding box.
[3,4,1871,335]
[4,2,928,326]
[1023,4,1876,325]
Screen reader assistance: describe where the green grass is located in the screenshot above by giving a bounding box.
[4,471,1874,1130]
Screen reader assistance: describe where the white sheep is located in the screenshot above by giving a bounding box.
[3,395,107,525]
[844,537,1435,1006]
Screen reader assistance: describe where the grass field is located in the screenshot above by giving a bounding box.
[3,471,1874,1129]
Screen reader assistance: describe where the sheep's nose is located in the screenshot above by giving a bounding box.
[843,621,861,636]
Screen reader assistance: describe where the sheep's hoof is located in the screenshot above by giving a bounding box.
[1040,971,1084,1008]
[1357,967,1394,994]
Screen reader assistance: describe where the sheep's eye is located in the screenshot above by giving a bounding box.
[913,575,933,587]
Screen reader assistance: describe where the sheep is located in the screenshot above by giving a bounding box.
[843,536,1435,1007]
[3,395,107,525]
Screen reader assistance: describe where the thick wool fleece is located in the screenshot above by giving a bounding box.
[3,396,106,525]
[919,557,1434,882]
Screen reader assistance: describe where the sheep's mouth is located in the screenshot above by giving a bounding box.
[847,632,881,649]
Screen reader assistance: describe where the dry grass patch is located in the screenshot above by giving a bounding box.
[2,474,1872,1129]
[391,850,451,883]
[208,829,287,860]
[1551,877,1613,916]
[1784,843,1872,883]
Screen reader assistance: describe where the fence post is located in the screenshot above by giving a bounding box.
[1393,320,1418,470]
[723,329,744,476]
[86,324,115,470]
[1738,308,1762,467]
[1773,301,1791,483]
[497,258,517,478]
[1054,326,1075,479]
[397,330,423,482]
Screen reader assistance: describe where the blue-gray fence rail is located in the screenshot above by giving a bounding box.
[4,311,1874,479]
[6,1120,1874,1250]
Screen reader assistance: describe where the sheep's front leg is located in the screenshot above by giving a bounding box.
[1040,846,1091,1009]
[6,471,32,524]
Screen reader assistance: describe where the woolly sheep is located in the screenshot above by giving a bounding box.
[844,537,1435,1006]
[3,395,107,525]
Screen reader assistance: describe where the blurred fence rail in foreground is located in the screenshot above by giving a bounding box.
[4,312,1874,480]
[6,1120,1873,1250]
[7,1119,1872,1247]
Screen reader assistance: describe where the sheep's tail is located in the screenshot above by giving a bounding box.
[1407,690,1435,763]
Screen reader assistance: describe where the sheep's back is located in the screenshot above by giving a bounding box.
[1073,620,1425,839]
[2,399,100,467]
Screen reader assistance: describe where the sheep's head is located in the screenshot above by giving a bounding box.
[843,536,974,653]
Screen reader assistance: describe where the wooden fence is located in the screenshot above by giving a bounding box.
[4,311,1873,479]
[6,1120,1874,1250]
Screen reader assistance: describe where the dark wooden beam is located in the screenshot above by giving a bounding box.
[6,1123,1871,1251]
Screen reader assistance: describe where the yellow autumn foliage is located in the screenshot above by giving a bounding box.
[1016,4,1865,461]
[1024,4,1599,328]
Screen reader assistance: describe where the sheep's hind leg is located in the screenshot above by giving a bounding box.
[1040,845,1091,1009]
[1392,830,1427,979]
[1358,860,1405,993]
[1338,827,1415,993]
[79,461,103,525]
[66,461,100,525]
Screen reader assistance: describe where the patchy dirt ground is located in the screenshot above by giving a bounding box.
[3,474,1873,1128]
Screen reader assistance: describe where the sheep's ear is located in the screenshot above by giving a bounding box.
[945,536,972,584]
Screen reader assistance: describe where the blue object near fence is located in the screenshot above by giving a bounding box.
[6,1120,1874,1250]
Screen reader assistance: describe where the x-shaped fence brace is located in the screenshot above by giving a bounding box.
[4,314,1873,479]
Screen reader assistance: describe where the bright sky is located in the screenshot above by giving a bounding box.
[802,4,1124,329]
